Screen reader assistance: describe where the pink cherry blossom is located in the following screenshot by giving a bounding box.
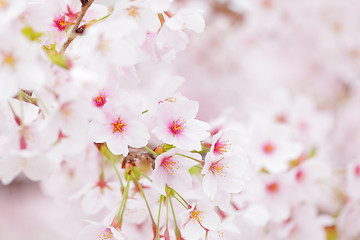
[77,222,124,240]
[89,90,150,156]
[201,151,248,199]
[180,201,221,240]
[152,148,200,195]
[152,98,210,151]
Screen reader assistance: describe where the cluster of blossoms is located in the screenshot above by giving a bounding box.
[1,0,360,240]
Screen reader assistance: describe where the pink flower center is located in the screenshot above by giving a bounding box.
[355,165,360,177]
[98,228,113,240]
[161,156,179,175]
[296,169,305,182]
[262,141,275,154]
[266,182,279,193]
[276,114,287,123]
[112,118,127,133]
[210,157,229,177]
[213,139,231,155]
[169,117,186,135]
[53,15,69,31]
[93,93,107,108]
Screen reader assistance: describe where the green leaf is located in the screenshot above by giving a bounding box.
[22,26,43,41]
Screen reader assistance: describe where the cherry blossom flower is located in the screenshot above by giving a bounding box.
[0,0,26,26]
[247,120,303,173]
[152,98,210,151]
[0,26,47,101]
[180,201,220,240]
[89,90,150,156]
[201,151,248,199]
[152,148,200,195]
[156,8,205,62]
[77,178,122,215]
[77,222,124,240]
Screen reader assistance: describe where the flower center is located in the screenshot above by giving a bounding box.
[112,117,127,133]
[127,6,139,17]
[159,97,177,104]
[2,52,16,67]
[93,92,107,108]
[190,208,204,224]
[266,182,279,193]
[262,142,275,154]
[355,165,360,177]
[0,0,7,8]
[161,156,179,175]
[98,228,113,240]
[210,157,229,177]
[214,139,231,155]
[169,117,186,135]
[53,15,69,31]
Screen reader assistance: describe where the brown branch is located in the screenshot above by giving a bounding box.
[59,0,95,53]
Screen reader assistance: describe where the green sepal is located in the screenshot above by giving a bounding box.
[43,44,70,69]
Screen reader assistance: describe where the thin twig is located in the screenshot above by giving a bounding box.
[60,0,95,53]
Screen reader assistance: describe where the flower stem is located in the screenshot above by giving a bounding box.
[144,146,158,158]
[60,0,95,53]
[117,173,131,229]
[109,155,124,191]
[175,153,202,164]
[132,169,155,224]
[156,195,164,240]
[171,188,189,207]
[172,194,188,209]
[168,195,178,227]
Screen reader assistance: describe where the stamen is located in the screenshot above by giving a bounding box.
[98,228,113,240]
[210,157,229,177]
[53,15,69,31]
[161,156,180,175]
[112,117,127,133]
[169,117,186,135]
[93,92,107,108]
[214,139,231,154]
[262,142,275,154]
[127,6,139,17]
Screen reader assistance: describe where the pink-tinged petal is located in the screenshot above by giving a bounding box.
[82,188,104,215]
[174,99,198,120]
[152,167,167,195]
[185,119,210,140]
[125,121,149,148]
[202,172,217,199]
[173,132,202,151]
[22,154,55,182]
[107,134,129,156]
[152,126,175,145]
[218,175,244,193]
[199,210,221,231]
[77,223,124,240]
[181,215,205,240]
[175,151,201,169]
[166,168,192,192]
[0,158,21,185]
[88,120,113,143]
[157,101,176,125]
